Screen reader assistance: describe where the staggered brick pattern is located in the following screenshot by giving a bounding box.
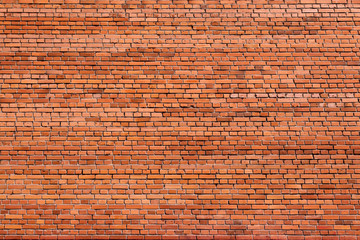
[1,0,360,239]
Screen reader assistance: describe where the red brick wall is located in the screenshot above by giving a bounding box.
[1,0,360,239]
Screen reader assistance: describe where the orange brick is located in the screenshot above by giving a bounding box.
[0,1,358,238]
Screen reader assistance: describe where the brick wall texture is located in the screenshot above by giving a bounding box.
[1,0,360,239]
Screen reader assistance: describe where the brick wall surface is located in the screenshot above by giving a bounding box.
[1,0,360,239]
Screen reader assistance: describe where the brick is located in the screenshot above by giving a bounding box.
[0,0,359,238]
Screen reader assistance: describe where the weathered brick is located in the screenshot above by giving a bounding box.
[0,0,359,239]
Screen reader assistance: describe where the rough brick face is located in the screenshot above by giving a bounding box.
[1,0,360,239]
